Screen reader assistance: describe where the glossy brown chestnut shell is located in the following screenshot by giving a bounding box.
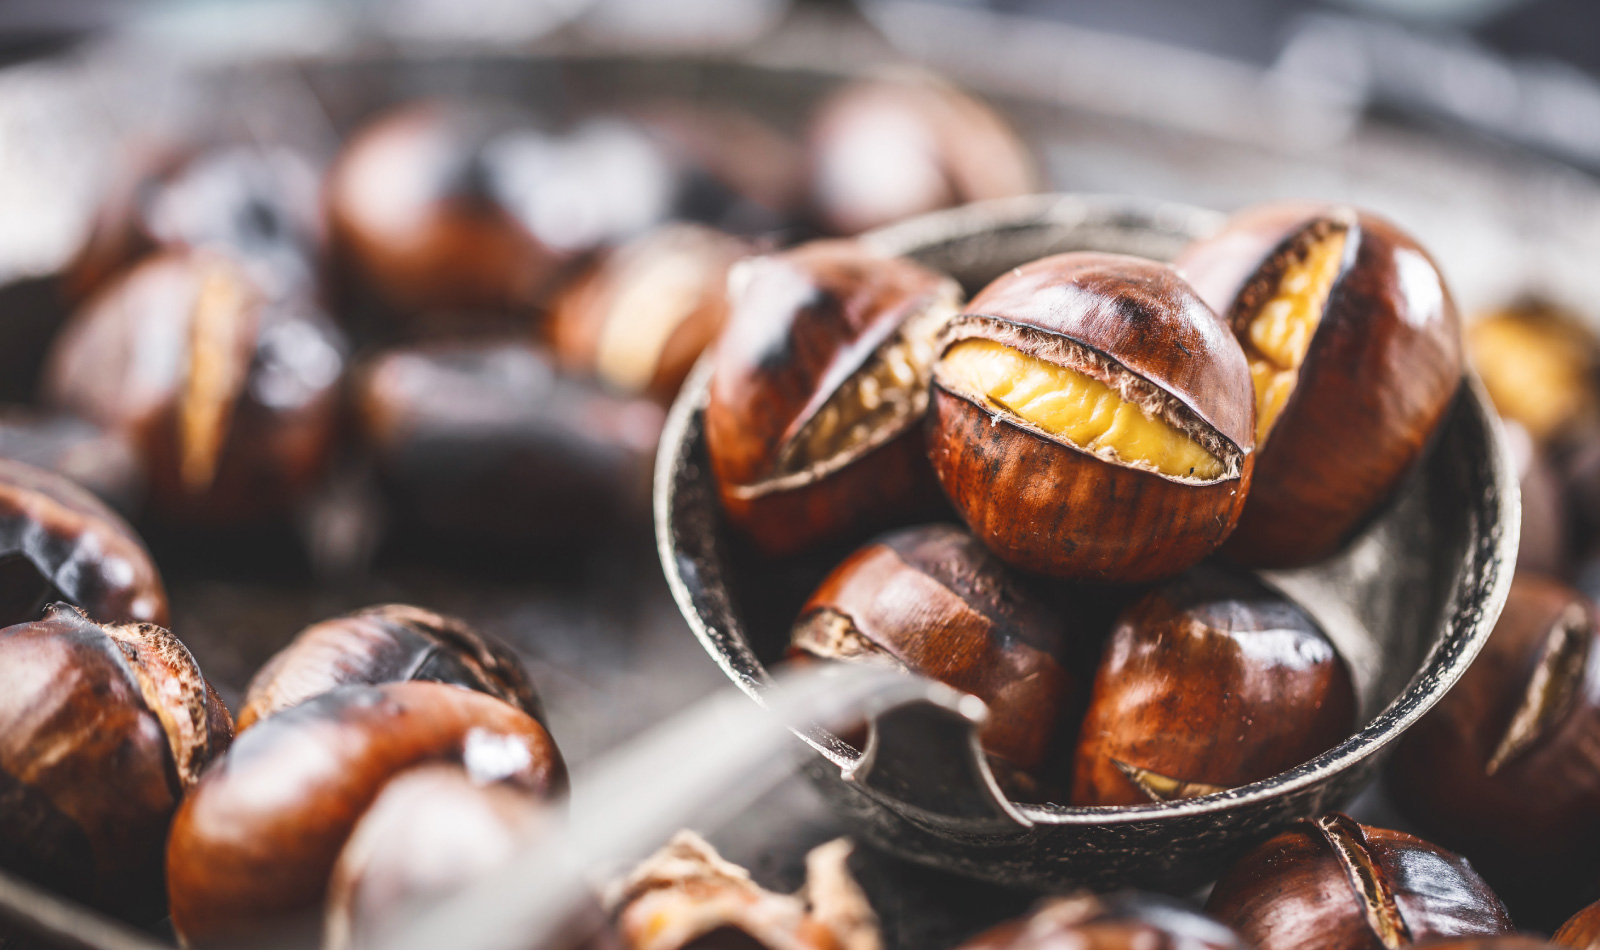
[167,680,566,947]
[790,523,1071,788]
[1072,567,1354,806]
[0,457,167,628]
[704,240,961,557]
[1174,203,1462,567]
[956,892,1241,950]
[1555,900,1600,950]
[0,603,231,920]
[238,604,541,732]
[1205,813,1512,950]
[927,251,1255,582]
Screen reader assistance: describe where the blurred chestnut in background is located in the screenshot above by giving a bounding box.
[353,341,662,546]
[239,604,540,731]
[0,457,166,628]
[1387,573,1600,924]
[41,249,346,527]
[1072,567,1353,806]
[632,101,807,235]
[549,223,749,402]
[806,76,1038,235]
[705,240,960,556]
[790,523,1072,795]
[0,409,145,516]
[0,603,231,920]
[928,252,1254,582]
[1467,299,1600,447]
[1502,421,1570,578]
[1414,941,1560,950]
[1205,814,1512,950]
[1175,203,1462,567]
[957,892,1241,950]
[167,680,566,947]
[1556,901,1600,950]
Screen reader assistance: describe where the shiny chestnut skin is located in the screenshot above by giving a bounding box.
[705,240,961,557]
[0,603,232,920]
[790,523,1071,792]
[238,604,541,732]
[928,252,1255,582]
[957,892,1241,950]
[1556,900,1600,950]
[806,76,1038,235]
[1414,941,1560,950]
[1174,202,1462,567]
[1072,567,1354,806]
[167,680,566,947]
[41,248,346,527]
[1205,814,1513,950]
[0,457,166,628]
[0,409,144,516]
[549,223,750,403]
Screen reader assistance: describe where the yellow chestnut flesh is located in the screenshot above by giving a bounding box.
[938,338,1223,480]
[594,245,716,394]
[1468,309,1598,443]
[1243,229,1347,445]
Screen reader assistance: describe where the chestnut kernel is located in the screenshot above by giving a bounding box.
[1555,900,1600,950]
[1467,299,1600,446]
[956,892,1241,950]
[0,603,231,920]
[1174,203,1463,567]
[705,240,961,556]
[927,252,1255,582]
[1072,567,1354,806]
[1205,813,1512,950]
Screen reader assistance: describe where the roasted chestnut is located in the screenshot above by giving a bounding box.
[1467,299,1600,446]
[790,523,1071,793]
[549,224,750,403]
[1413,941,1558,950]
[1502,420,1570,579]
[0,457,166,628]
[806,76,1038,235]
[41,248,346,527]
[956,892,1241,950]
[1072,567,1353,806]
[0,603,231,920]
[1173,202,1462,567]
[1387,573,1600,923]
[238,604,541,731]
[1205,813,1513,950]
[167,680,566,946]
[927,252,1254,582]
[1555,899,1600,950]
[0,408,144,516]
[705,240,960,556]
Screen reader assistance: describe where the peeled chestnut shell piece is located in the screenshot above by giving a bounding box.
[705,240,962,556]
[791,523,1071,792]
[1072,567,1354,806]
[0,603,231,920]
[238,603,542,731]
[1205,813,1512,950]
[928,251,1255,582]
[1174,202,1462,567]
[957,892,1241,950]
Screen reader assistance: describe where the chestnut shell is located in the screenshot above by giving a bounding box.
[1555,900,1600,950]
[958,892,1241,950]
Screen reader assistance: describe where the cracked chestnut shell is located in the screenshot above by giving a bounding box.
[957,892,1241,950]
[1072,567,1354,806]
[0,603,232,920]
[167,680,566,947]
[790,523,1072,792]
[928,252,1255,582]
[705,240,961,557]
[1174,202,1462,567]
[1205,814,1512,950]
[0,457,166,628]
[238,604,541,732]
[1556,901,1600,950]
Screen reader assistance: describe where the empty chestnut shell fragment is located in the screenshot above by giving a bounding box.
[1175,203,1462,567]
[928,252,1255,582]
[705,240,961,556]
[1206,814,1512,950]
[957,892,1241,950]
[1072,567,1354,806]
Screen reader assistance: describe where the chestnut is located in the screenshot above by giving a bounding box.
[1502,420,1570,579]
[1556,900,1600,950]
[549,223,750,403]
[1205,813,1513,950]
[167,680,566,947]
[956,892,1241,950]
[705,240,960,557]
[0,457,166,628]
[1386,573,1600,923]
[0,603,231,920]
[790,523,1072,793]
[238,604,540,732]
[1413,941,1559,950]
[1466,299,1600,446]
[0,408,145,516]
[806,76,1038,235]
[1072,567,1354,806]
[927,252,1255,582]
[1173,202,1462,567]
[632,101,807,233]
[41,248,347,527]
